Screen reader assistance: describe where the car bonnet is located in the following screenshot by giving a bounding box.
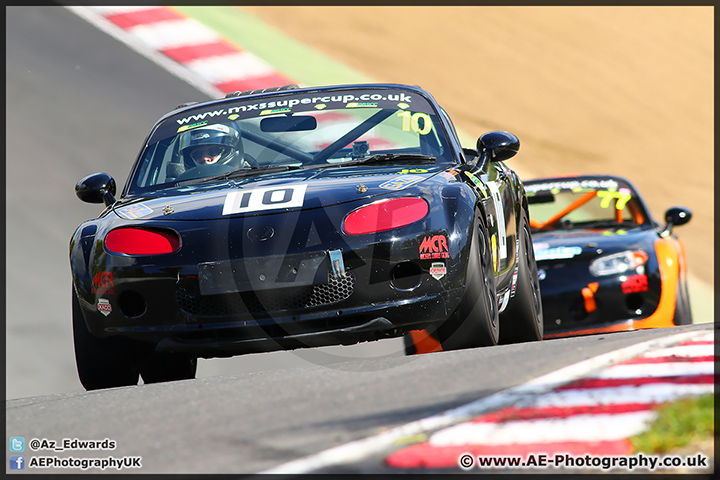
[111,167,441,221]
[532,228,655,261]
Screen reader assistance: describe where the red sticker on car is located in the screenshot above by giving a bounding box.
[621,274,649,294]
[92,271,114,294]
[420,235,449,259]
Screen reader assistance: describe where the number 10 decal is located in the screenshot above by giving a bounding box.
[486,181,507,261]
[397,111,432,135]
[223,184,308,215]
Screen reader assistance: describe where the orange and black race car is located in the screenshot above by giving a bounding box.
[523,174,692,338]
[405,173,692,352]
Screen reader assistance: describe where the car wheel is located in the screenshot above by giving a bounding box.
[438,215,499,350]
[140,353,197,384]
[499,213,544,344]
[403,333,419,355]
[72,291,140,390]
[672,274,693,325]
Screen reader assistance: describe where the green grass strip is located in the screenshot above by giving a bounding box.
[629,393,714,454]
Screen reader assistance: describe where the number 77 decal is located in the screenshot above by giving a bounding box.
[597,191,632,209]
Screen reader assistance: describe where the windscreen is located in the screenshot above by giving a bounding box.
[126,87,451,196]
[525,178,649,231]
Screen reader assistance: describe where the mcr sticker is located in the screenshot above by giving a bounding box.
[420,234,449,260]
[92,271,114,294]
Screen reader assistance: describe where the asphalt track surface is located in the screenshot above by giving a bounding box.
[5,6,716,475]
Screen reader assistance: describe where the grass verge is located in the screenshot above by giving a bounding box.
[629,393,714,454]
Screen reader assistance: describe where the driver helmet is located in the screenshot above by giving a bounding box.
[179,124,240,166]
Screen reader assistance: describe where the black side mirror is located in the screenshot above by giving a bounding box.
[76,172,116,206]
[476,131,520,168]
[660,206,692,237]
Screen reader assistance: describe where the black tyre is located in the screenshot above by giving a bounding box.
[140,352,197,384]
[437,215,499,350]
[499,213,544,344]
[672,274,693,325]
[403,334,415,355]
[72,291,140,390]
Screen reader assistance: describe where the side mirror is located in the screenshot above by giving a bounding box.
[660,206,691,237]
[477,131,520,162]
[76,172,116,206]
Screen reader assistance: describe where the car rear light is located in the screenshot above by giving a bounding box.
[105,227,180,255]
[589,250,648,276]
[343,198,429,235]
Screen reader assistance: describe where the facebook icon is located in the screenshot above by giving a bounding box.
[9,455,24,470]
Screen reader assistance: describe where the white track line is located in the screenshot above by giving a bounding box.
[642,344,714,357]
[530,383,714,409]
[589,361,714,378]
[127,19,220,50]
[184,52,278,84]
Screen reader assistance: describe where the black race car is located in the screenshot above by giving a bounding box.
[70,83,543,390]
[524,175,692,339]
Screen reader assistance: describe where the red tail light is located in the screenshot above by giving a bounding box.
[343,198,429,235]
[105,228,180,255]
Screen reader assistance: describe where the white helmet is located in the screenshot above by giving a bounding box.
[179,124,240,166]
